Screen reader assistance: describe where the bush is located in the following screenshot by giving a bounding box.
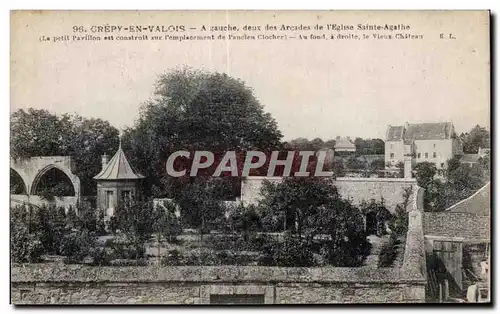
[90,247,113,266]
[10,225,45,263]
[228,204,261,233]
[269,233,314,267]
[60,230,95,264]
[378,234,400,268]
[161,249,182,266]
[111,235,146,260]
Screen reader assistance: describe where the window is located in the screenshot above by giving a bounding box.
[390,143,393,149]
[390,153,394,159]
[425,153,428,159]
[121,190,131,206]
[417,153,421,158]
[433,143,436,148]
[433,152,437,158]
[105,191,114,209]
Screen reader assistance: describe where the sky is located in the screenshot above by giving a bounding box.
[11,11,490,141]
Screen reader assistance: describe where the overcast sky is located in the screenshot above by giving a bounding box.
[11,11,490,140]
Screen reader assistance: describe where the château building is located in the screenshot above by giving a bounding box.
[385,122,463,169]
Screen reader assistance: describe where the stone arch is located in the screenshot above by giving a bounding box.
[30,164,78,197]
[10,168,27,194]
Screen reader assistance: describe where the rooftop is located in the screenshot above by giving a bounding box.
[387,122,454,141]
[334,137,356,149]
[93,145,144,180]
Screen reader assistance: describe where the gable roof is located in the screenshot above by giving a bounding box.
[386,122,453,141]
[387,126,405,141]
[405,122,453,140]
[93,146,145,180]
[335,137,355,149]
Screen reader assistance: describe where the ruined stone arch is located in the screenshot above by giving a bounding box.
[10,168,27,194]
[30,164,78,196]
[10,156,81,199]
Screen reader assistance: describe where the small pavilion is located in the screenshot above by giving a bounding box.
[93,140,144,218]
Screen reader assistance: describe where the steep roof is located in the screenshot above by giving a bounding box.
[93,146,144,180]
[335,137,355,149]
[387,126,405,141]
[386,122,453,141]
[423,212,490,241]
[405,122,453,140]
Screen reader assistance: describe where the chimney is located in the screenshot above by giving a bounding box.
[101,154,109,170]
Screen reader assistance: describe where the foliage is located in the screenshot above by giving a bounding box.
[354,138,385,155]
[29,206,67,254]
[414,162,437,188]
[10,209,45,263]
[110,235,146,260]
[378,233,401,268]
[333,159,346,177]
[122,67,283,196]
[258,177,337,235]
[370,158,386,172]
[228,204,261,234]
[59,229,95,264]
[345,155,367,170]
[153,199,182,243]
[10,108,119,196]
[460,125,490,154]
[113,201,155,257]
[89,247,113,266]
[447,155,461,176]
[284,137,336,151]
[389,187,412,236]
[275,233,315,267]
[173,178,225,237]
[259,177,370,267]
[421,153,490,212]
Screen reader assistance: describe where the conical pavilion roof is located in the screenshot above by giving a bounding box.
[93,145,144,180]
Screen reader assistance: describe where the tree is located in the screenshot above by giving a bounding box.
[153,200,182,243]
[414,162,437,188]
[122,67,283,196]
[113,201,156,259]
[354,138,385,155]
[258,177,338,236]
[173,178,225,240]
[10,109,119,195]
[461,125,490,153]
[447,155,461,176]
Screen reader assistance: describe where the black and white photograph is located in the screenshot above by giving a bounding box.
[9,10,491,304]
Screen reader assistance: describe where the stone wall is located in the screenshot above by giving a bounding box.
[10,194,78,211]
[334,178,417,212]
[241,176,418,213]
[11,264,426,304]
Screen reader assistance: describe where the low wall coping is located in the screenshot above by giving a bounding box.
[336,177,417,183]
[11,264,425,284]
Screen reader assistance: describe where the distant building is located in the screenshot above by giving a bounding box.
[334,136,356,152]
[93,142,144,219]
[385,122,463,169]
